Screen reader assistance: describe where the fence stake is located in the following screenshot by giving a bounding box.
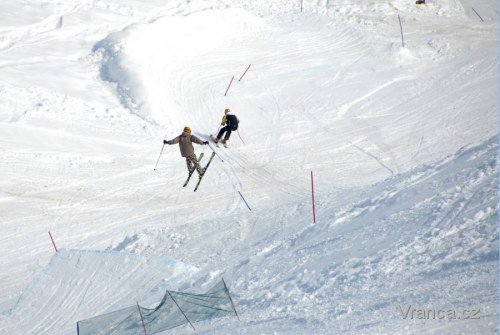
[238,64,251,82]
[136,302,148,335]
[222,278,240,321]
[224,76,234,96]
[168,291,195,330]
[311,171,316,223]
[398,14,405,48]
[48,231,58,252]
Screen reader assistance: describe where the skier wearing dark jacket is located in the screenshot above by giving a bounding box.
[164,127,208,176]
[214,108,239,146]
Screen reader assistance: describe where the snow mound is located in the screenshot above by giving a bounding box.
[135,137,498,334]
[1,249,195,335]
[93,9,266,127]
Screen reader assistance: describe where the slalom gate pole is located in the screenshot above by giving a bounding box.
[222,278,240,321]
[238,191,252,211]
[237,130,246,145]
[471,7,484,22]
[136,302,148,335]
[300,0,303,12]
[311,171,316,224]
[238,64,251,82]
[208,143,224,162]
[154,143,166,171]
[48,231,58,252]
[398,14,405,48]
[168,291,195,330]
[224,76,234,96]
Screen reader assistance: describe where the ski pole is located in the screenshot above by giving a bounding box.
[237,130,246,145]
[154,143,166,171]
[208,143,224,162]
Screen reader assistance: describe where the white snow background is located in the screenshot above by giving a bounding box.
[0,0,498,334]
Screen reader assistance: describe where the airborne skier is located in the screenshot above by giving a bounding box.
[164,126,208,177]
[212,108,239,147]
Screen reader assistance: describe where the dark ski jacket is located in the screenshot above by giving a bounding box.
[221,114,239,130]
[167,132,204,157]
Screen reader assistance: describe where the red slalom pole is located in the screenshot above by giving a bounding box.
[224,76,234,96]
[48,231,58,252]
[238,64,251,82]
[311,171,316,223]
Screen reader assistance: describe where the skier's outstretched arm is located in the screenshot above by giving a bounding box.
[164,136,180,145]
[190,135,208,145]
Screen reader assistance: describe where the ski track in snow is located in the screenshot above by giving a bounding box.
[0,0,498,334]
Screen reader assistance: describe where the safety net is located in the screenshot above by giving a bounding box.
[77,279,238,335]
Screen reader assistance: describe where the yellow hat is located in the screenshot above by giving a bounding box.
[183,126,191,133]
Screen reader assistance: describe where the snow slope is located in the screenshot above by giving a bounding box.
[0,0,498,334]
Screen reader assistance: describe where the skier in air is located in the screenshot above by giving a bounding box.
[164,126,208,176]
[213,108,239,147]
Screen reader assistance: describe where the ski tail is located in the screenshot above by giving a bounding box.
[194,152,216,192]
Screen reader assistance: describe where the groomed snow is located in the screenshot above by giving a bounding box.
[0,0,498,334]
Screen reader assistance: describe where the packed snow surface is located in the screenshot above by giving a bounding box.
[0,0,498,334]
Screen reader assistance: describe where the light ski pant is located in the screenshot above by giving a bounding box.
[186,154,204,175]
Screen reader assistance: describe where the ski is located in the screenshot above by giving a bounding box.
[210,134,229,148]
[183,152,204,187]
[210,134,220,147]
[194,152,216,192]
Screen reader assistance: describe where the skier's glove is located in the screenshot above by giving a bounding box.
[204,141,209,145]
[163,140,167,144]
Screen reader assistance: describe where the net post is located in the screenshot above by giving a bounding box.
[136,301,148,335]
[168,291,196,330]
[222,278,240,321]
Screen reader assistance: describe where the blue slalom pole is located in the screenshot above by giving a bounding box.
[471,7,484,22]
[238,191,252,211]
